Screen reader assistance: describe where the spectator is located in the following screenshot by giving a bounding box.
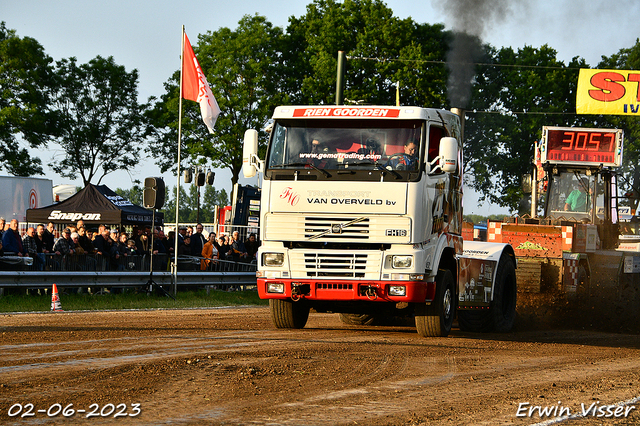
[92,225,108,254]
[178,235,191,256]
[200,233,219,270]
[77,226,95,254]
[191,223,206,259]
[0,240,4,256]
[93,225,119,269]
[110,228,119,245]
[0,217,5,239]
[43,222,56,253]
[23,227,44,270]
[117,232,129,256]
[217,236,229,261]
[70,232,83,254]
[152,228,166,254]
[126,239,138,255]
[53,228,75,256]
[136,232,151,256]
[228,231,248,262]
[186,226,193,237]
[178,226,187,246]
[167,230,176,256]
[131,226,142,245]
[245,233,260,261]
[2,219,25,256]
[36,224,49,254]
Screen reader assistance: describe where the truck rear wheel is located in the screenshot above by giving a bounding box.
[269,299,310,329]
[490,253,517,332]
[415,269,455,337]
[458,253,516,332]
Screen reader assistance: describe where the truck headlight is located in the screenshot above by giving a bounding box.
[267,283,285,293]
[263,252,284,267]
[392,255,413,268]
[388,285,406,296]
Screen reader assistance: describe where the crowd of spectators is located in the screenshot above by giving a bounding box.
[0,217,260,272]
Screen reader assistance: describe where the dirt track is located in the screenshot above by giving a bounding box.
[1,307,640,425]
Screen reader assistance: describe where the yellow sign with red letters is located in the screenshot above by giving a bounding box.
[576,68,640,115]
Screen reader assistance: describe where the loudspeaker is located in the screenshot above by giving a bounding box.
[196,171,206,186]
[183,169,192,183]
[206,171,215,185]
[144,177,165,209]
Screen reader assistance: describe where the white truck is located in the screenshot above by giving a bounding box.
[243,105,517,337]
[0,176,53,224]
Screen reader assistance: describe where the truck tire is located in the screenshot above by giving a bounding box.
[339,313,377,325]
[415,269,455,337]
[458,253,516,333]
[269,299,310,329]
[490,253,517,332]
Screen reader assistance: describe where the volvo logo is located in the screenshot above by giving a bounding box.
[331,224,342,234]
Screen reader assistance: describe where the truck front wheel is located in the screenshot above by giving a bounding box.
[270,299,310,329]
[415,269,455,337]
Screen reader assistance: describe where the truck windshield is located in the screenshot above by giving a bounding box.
[546,172,604,221]
[266,119,424,179]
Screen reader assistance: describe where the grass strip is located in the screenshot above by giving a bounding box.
[0,287,268,312]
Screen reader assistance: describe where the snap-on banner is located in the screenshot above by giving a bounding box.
[576,68,640,115]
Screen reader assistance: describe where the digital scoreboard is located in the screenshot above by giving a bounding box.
[540,126,623,167]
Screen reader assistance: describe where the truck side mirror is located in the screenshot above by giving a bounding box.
[243,129,259,178]
[439,137,458,173]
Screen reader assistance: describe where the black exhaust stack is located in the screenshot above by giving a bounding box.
[450,107,465,141]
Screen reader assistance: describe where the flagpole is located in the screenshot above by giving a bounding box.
[173,25,185,295]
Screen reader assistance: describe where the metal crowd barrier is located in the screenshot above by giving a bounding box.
[5,253,255,273]
[0,253,257,291]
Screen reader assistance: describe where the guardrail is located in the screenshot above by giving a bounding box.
[0,270,257,289]
[0,254,257,291]
[0,253,255,273]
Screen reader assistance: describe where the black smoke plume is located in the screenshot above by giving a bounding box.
[446,32,484,108]
[434,0,516,108]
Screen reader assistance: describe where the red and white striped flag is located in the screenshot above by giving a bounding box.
[182,32,220,134]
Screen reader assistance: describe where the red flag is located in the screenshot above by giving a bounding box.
[182,32,220,133]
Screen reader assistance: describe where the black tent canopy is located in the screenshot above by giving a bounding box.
[26,184,163,226]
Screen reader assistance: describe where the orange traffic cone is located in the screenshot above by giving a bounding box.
[51,283,63,312]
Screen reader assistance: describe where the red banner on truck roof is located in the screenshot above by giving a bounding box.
[293,107,401,118]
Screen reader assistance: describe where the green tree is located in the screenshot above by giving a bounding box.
[115,184,144,206]
[0,22,58,175]
[284,0,448,106]
[148,15,288,189]
[200,185,229,222]
[161,183,229,224]
[49,55,150,186]
[464,45,587,212]
[161,185,190,224]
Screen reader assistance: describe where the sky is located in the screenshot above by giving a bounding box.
[3,0,640,216]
